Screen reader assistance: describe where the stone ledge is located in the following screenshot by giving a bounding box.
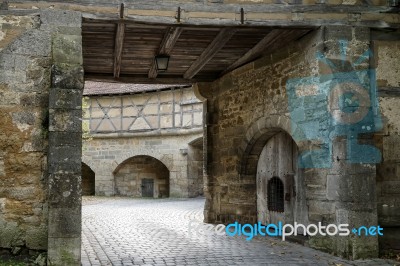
[89,128,203,139]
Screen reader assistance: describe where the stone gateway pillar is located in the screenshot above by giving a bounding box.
[309,26,379,259]
[44,10,84,266]
[0,8,83,265]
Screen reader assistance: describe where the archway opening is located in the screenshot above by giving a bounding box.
[255,131,308,230]
[240,126,308,229]
[82,162,95,196]
[113,155,170,198]
[188,137,204,198]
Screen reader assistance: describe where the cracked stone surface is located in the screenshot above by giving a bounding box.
[81,197,397,266]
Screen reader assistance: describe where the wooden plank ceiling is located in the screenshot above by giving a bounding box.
[83,18,313,84]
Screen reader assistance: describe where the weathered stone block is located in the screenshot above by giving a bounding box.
[375,41,400,88]
[383,135,400,161]
[26,225,48,250]
[48,146,81,175]
[378,198,400,226]
[7,187,41,201]
[49,132,82,147]
[0,159,4,177]
[49,88,82,110]
[48,207,81,238]
[354,27,370,42]
[352,235,379,259]
[52,34,83,65]
[48,173,81,207]
[20,93,49,108]
[47,237,81,266]
[4,30,51,57]
[308,200,335,216]
[309,235,338,254]
[49,109,82,133]
[51,65,84,90]
[0,54,17,70]
[0,218,24,247]
[379,227,400,253]
[11,111,36,129]
[330,173,376,204]
[324,25,353,43]
[326,174,340,200]
[40,10,82,29]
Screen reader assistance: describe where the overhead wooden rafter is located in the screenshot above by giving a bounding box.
[113,3,125,78]
[221,29,310,76]
[148,27,183,79]
[183,28,236,79]
[83,16,316,84]
[221,29,282,76]
[85,74,201,84]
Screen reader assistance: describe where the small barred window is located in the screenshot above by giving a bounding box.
[267,176,284,212]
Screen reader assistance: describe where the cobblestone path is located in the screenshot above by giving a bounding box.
[81,197,397,266]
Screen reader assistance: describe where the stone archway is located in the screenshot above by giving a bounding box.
[238,115,294,177]
[113,155,170,198]
[81,163,95,196]
[236,116,308,225]
[188,137,204,197]
[256,131,308,231]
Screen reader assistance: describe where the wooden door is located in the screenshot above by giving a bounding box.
[141,178,154,197]
[257,132,296,225]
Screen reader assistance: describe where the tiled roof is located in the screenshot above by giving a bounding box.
[83,81,191,96]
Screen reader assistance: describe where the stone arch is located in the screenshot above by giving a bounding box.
[81,162,95,196]
[81,158,97,174]
[187,136,204,197]
[188,136,203,146]
[239,115,308,227]
[114,150,174,173]
[239,115,298,176]
[113,155,170,198]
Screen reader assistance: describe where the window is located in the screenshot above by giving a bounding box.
[267,176,284,212]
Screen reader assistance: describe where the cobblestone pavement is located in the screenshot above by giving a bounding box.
[81,197,398,266]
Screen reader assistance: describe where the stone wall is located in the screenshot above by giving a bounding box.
[83,87,204,198]
[374,40,400,253]
[0,10,84,265]
[188,137,204,197]
[114,156,170,198]
[0,14,49,253]
[83,132,203,198]
[201,26,400,259]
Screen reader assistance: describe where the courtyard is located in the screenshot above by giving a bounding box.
[81,197,396,266]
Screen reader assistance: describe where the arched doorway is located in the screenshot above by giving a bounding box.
[113,155,170,198]
[82,162,95,196]
[256,131,308,229]
[188,137,204,197]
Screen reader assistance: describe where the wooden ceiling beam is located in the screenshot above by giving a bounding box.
[221,29,310,76]
[221,29,284,76]
[113,3,125,78]
[183,28,236,79]
[85,74,211,84]
[148,27,183,79]
[113,22,125,78]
